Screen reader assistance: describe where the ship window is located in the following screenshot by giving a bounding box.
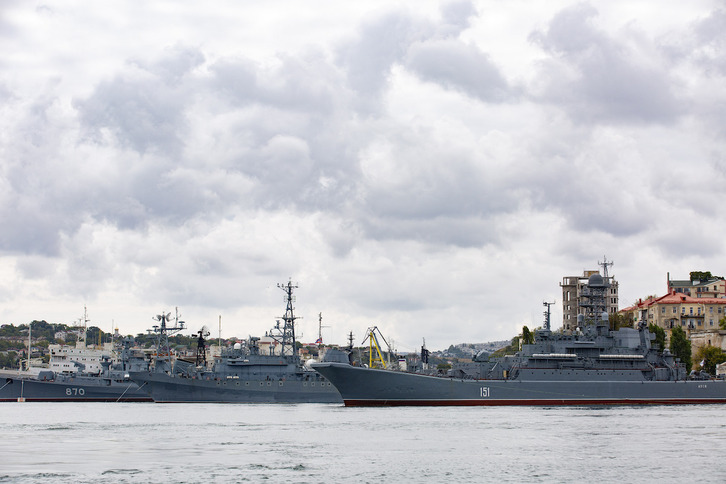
[260,382,264,386]
[245,382,249,386]
[279,381,283,386]
[267,382,271,386]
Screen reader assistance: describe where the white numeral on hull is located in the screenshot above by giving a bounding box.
[480,387,490,398]
[65,387,85,396]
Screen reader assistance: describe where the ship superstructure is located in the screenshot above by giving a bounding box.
[130,281,342,403]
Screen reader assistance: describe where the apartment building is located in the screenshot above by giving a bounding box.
[561,266,619,331]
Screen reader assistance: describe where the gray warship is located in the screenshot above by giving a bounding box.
[313,272,726,406]
[130,281,342,403]
[0,336,152,402]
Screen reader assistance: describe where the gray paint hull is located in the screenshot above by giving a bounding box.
[0,376,152,402]
[313,363,726,406]
[130,371,342,403]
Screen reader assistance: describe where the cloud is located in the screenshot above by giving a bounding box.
[405,39,513,102]
[529,3,685,124]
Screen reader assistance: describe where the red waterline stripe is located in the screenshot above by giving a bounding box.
[344,398,726,407]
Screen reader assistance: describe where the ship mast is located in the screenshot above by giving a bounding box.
[543,301,555,331]
[271,279,300,359]
[147,307,185,371]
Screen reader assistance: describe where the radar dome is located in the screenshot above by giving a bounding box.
[233,343,242,350]
[588,273,605,287]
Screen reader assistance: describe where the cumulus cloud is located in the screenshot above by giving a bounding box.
[2,1,726,347]
[529,3,685,124]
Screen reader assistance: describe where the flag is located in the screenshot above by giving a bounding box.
[315,337,322,344]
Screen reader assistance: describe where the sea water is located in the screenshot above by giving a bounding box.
[1,403,725,483]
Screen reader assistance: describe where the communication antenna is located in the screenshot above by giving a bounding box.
[543,301,555,331]
[269,279,301,358]
[599,255,614,279]
[347,331,354,352]
[196,325,211,368]
[147,307,185,370]
[317,312,329,349]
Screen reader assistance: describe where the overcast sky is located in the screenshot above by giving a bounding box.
[2,1,725,351]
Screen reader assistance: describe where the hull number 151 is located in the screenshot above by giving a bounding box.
[480,387,490,398]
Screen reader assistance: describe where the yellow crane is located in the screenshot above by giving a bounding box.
[362,326,390,368]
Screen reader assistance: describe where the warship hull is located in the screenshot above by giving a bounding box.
[0,374,152,402]
[130,371,342,403]
[313,363,726,406]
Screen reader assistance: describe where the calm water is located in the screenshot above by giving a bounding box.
[1,403,725,483]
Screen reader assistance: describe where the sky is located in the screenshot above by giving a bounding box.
[1,0,726,352]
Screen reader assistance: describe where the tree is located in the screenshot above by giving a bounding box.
[648,324,666,352]
[719,316,726,331]
[690,271,713,282]
[610,313,634,331]
[521,326,534,345]
[693,346,726,375]
[670,326,692,371]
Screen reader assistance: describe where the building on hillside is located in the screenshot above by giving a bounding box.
[620,291,726,333]
[560,257,619,331]
[667,273,726,298]
[690,330,726,355]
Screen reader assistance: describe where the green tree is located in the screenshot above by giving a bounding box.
[648,324,666,352]
[610,313,634,331]
[693,346,726,375]
[670,326,692,371]
[690,271,713,282]
[719,316,726,331]
[521,326,534,345]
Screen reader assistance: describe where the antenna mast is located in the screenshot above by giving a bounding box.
[271,279,300,359]
[147,307,185,371]
[543,301,555,331]
[599,255,614,280]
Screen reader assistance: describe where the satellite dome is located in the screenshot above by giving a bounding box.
[588,273,605,287]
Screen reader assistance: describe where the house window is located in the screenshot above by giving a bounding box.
[690,308,693,315]
[661,307,665,314]
[673,307,676,314]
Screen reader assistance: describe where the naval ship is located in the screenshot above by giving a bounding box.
[130,281,342,403]
[313,273,726,406]
[1,334,152,403]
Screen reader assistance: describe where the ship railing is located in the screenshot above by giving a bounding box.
[598,354,645,359]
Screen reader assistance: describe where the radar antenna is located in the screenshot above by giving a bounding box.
[599,255,614,279]
[195,325,210,368]
[146,307,185,371]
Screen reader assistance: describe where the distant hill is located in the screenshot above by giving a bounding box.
[438,341,510,359]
